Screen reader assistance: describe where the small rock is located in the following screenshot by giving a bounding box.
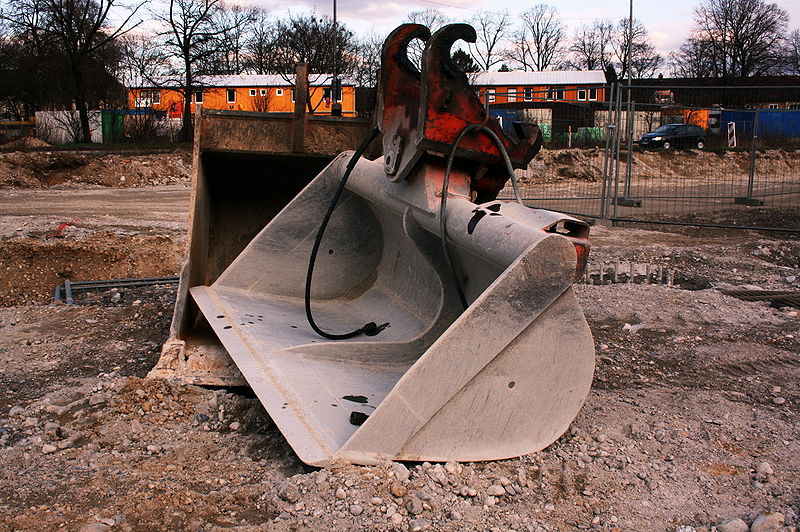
[349,504,363,516]
[228,421,241,431]
[88,395,106,407]
[444,461,462,475]
[335,487,347,500]
[406,497,423,515]
[715,517,749,532]
[8,406,23,416]
[278,480,301,503]
[390,482,407,497]
[392,462,411,482]
[146,444,161,453]
[110,292,122,304]
[370,497,382,505]
[23,417,38,427]
[78,524,111,532]
[409,518,431,531]
[674,527,696,532]
[487,484,506,497]
[41,444,58,454]
[750,511,784,532]
[772,397,786,405]
[390,513,404,525]
[449,510,463,520]
[756,462,774,476]
[595,433,608,443]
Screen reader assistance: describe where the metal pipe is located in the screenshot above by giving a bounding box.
[612,83,624,219]
[69,276,179,287]
[746,109,759,199]
[624,100,635,197]
[600,82,616,219]
[610,218,800,233]
[65,280,74,305]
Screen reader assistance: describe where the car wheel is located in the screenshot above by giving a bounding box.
[697,140,705,149]
[663,141,671,150]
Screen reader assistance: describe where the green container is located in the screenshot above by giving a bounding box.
[539,122,552,142]
[575,127,603,144]
[101,111,124,143]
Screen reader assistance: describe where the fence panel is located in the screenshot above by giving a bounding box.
[494,84,800,231]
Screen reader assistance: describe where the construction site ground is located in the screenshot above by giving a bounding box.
[0,149,798,532]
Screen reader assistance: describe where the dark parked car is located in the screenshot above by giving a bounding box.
[639,123,705,150]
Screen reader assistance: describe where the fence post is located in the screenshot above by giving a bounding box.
[735,109,764,206]
[617,98,641,207]
[612,82,624,219]
[600,82,615,219]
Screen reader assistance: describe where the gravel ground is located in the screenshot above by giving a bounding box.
[0,153,798,532]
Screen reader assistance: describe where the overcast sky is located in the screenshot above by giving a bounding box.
[242,0,800,63]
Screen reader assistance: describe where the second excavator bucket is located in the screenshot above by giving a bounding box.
[155,23,595,466]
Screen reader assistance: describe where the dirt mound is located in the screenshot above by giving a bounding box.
[522,148,800,183]
[0,136,51,150]
[0,150,191,188]
[0,232,183,306]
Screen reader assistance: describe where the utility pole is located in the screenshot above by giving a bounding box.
[331,0,343,116]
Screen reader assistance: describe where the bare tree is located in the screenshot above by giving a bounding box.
[569,19,614,70]
[672,0,789,78]
[153,0,231,141]
[468,9,509,71]
[269,12,357,114]
[250,89,271,112]
[786,29,800,75]
[610,18,662,79]
[118,33,171,89]
[210,5,259,75]
[2,0,143,142]
[352,31,382,88]
[404,9,450,68]
[242,10,276,75]
[669,39,715,77]
[506,4,565,71]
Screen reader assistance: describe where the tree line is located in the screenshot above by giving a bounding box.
[1,0,798,142]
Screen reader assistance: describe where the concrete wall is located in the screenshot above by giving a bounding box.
[36,111,102,144]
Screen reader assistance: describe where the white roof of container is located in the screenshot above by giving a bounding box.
[472,70,607,86]
[129,73,357,89]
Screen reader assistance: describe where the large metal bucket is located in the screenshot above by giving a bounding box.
[184,152,595,466]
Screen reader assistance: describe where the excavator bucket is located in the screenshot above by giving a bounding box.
[153,24,595,466]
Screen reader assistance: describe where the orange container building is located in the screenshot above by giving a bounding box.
[128,74,358,117]
[472,71,608,105]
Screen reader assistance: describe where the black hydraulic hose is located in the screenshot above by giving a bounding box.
[440,124,524,310]
[304,127,389,340]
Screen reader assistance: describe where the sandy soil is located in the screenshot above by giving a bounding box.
[0,152,797,532]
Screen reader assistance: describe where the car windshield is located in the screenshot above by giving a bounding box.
[653,124,678,134]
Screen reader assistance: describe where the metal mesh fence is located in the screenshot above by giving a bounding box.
[493,84,800,231]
